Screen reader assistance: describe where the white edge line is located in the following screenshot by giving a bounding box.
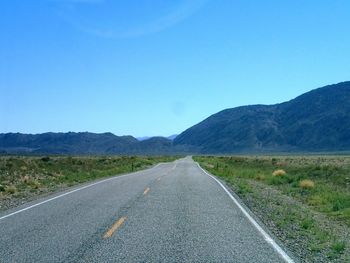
[196,162,295,263]
[0,162,164,221]
[172,162,178,170]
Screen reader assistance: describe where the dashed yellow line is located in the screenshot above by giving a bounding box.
[143,187,150,195]
[103,217,127,239]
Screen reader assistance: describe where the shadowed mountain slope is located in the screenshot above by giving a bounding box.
[174,81,350,153]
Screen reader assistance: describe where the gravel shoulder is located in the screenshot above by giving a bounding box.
[195,156,350,263]
[235,179,349,262]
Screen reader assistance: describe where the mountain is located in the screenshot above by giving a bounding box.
[167,134,178,140]
[2,81,350,155]
[137,135,178,141]
[0,132,176,155]
[137,136,151,141]
[0,132,137,154]
[135,137,174,154]
[174,81,350,153]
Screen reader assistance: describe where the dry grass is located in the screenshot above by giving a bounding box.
[5,185,17,194]
[20,175,31,184]
[255,174,266,181]
[272,169,286,177]
[300,179,315,189]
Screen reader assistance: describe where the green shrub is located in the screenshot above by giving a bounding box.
[331,241,346,254]
[41,156,50,162]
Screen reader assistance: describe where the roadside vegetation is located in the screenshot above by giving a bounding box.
[195,155,350,262]
[0,155,178,211]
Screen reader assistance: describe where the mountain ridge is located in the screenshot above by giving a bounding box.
[174,81,350,153]
[0,132,175,155]
[2,81,350,154]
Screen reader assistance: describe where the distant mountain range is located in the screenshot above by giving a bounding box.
[1,81,350,154]
[0,133,175,155]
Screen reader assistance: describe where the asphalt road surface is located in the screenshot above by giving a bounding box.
[0,157,295,262]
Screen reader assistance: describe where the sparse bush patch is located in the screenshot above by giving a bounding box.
[300,217,314,230]
[307,195,325,207]
[332,197,350,212]
[331,241,346,254]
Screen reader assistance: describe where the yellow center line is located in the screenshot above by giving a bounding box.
[103,216,127,239]
[143,187,150,195]
[157,177,161,181]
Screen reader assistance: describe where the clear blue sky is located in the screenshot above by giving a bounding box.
[1,0,350,137]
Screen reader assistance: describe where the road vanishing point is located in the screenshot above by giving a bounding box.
[0,157,295,262]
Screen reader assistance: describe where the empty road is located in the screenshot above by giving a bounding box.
[0,157,295,262]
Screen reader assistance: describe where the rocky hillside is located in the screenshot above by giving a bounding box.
[174,81,350,153]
